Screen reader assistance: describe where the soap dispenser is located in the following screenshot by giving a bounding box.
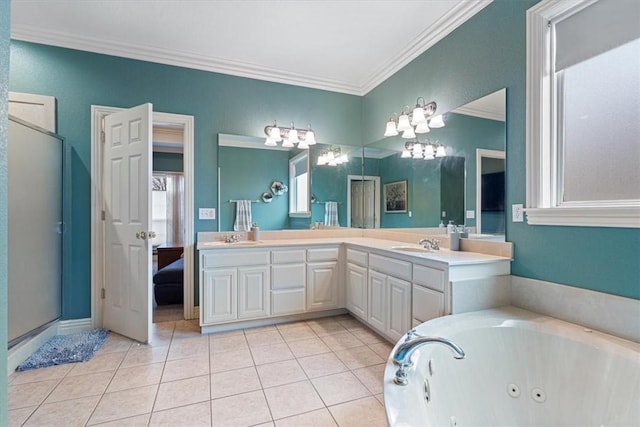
[439,220,445,228]
[446,220,455,234]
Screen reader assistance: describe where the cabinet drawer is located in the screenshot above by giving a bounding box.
[413,264,445,292]
[271,289,305,315]
[412,285,444,323]
[346,248,368,266]
[271,249,306,264]
[369,253,411,280]
[271,264,305,290]
[307,247,339,262]
[201,250,269,268]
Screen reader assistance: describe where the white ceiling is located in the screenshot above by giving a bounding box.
[10,0,491,95]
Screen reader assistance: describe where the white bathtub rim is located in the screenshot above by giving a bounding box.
[383,306,640,426]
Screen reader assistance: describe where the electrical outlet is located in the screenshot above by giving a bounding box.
[466,210,475,219]
[512,204,524,222]
[441,211,446,217]
[408,211,412,217]
[199,208,216,220]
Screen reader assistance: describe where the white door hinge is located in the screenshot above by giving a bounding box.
[101,288,105,299]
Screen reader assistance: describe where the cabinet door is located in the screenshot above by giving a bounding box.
[306,261,339,311]
[387,276,411,341]
[412,284,444,324]
[202,268,237,324]
[367,270,386,332]
[238,266,270,319]
[346,263,367,320]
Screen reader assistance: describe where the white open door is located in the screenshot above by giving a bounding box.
[103,103,153,343]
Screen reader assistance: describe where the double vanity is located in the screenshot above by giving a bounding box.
[197,231,511,342]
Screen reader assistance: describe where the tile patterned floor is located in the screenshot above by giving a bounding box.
[8,314,392,427]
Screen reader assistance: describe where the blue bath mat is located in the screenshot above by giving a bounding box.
[17,329,109,371]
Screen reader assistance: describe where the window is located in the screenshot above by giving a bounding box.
[289,152,310,217]
[526,0,640,227]
[152,172,184,247]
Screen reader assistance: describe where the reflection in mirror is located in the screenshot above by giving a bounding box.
[361,88,506,238]
[217,134,362,231]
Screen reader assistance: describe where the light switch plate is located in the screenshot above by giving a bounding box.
[466,210,475,219]
[512,204,524,222]
[199,208,216,220]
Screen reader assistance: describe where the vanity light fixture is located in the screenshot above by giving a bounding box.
[264,121,316,148]
[384,99,443,138]
[401,140,447,160]
[317,146,348,166]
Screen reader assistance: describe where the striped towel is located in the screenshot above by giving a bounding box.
[233,200,252,231]
[324,201,339,227]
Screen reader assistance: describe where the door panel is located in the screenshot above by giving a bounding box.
[103,103,153,343]
[367,270,386,332]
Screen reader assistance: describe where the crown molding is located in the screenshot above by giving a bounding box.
[359,0,493,95]
[11,1,492,97]
[11,26,363,95]
[453,104,505,121]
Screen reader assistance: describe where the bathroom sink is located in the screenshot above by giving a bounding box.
[391,246,433,253]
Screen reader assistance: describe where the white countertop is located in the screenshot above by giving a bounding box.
[197,237,511,266]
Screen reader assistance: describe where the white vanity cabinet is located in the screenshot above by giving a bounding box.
[412,264,446,327]
[367,253,412,342]
[200,250,270,324]
[306,247,341,311]
[345,248,368,321]
[271,249,306,315]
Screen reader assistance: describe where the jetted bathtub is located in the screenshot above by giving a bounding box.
[384,307,640,427]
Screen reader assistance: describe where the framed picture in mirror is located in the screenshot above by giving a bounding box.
[384,180,408,213]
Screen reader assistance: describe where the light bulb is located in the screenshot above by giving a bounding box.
[282,139,294,148]
[411,105,427,126]
[397,114,411,132]
[424,144,435,157]
[268,126,282,141]
[402,127,416,139]
[436,145,447,157]
[298,140,309,149]
[401,150,411,158]
[415,122,430,134]
[305,130,316,145]
[287,128,299,144]
[384,120,399,137]
[264,137,277,147]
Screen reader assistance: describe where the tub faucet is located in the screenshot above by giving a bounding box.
[392,330,465,386]
[418,238,440,250]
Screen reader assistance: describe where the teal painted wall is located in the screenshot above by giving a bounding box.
[363,0,640,299]
[9,41,362,319]
[219,146,289,231]
[0,0,9,421]
[153,152,183,173]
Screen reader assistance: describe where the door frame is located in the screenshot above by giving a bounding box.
[347,175,380,228]
[91,105,196,328]
[475,148,505,234]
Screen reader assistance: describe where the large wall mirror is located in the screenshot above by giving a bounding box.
[218,88,506,236]
[360,88,506,237]
[218,134,362,231]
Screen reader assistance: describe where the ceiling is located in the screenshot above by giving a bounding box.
[10,0,491,96]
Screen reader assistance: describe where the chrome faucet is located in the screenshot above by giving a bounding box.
[224,234,240,243]
[392,329,465,386]
[418,238,440,250]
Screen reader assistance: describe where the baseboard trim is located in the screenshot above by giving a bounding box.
[57,318,93,335]
[7,318,94,375]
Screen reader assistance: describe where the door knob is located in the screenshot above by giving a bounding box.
[148,231,157,239]
[136,231,147,240]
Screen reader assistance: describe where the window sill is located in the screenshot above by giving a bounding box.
[289,212,311,219]
[524,206,640,228]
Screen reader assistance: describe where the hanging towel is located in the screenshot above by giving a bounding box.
[233,200,252,231]
[324,201,339,227]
